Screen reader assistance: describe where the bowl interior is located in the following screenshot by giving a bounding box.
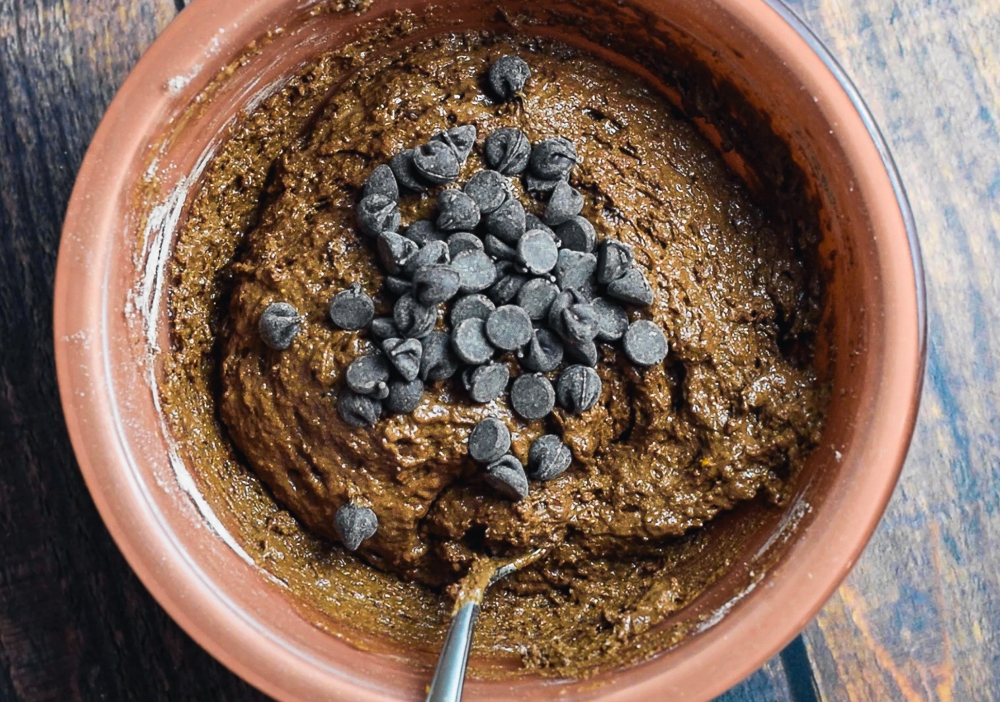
[54,0,923,700]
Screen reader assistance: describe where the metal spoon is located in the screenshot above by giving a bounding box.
[424,549,547,702]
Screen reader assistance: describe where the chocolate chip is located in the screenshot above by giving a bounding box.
[389,149,428,192]
[451,249,497,293]
[403,240,450,276]
[607,269,654,306]
[329,284,375,330]
[447,232,484,258]
[377,231,418,275]
[521,328,564,372]
[412,140,461,185]
[524,213,555,236]
[517,229,559,275]
[564,337,599,366]
[385,378,424,414]
[468,417,511,463]
[346,354,391,398]
[450,294,496,326]
[412,264,461,305]
[484,454,529,500]
[432,124,477,165]
[510,373,556,420]
[554,249,598,291]
[259,302,301,350]
[488,273,529,305]
[334,503,378,551]
[466,363,509,403]
[362,163,399,201]
[357,194,400,238]
[544,181,584,226]
[485,305,533,351]
[483,234,518,261]
[382,337,423,381]
[596,239,634,284]
[464,169,509,214]
[556,365,602,413]
[487,55,530,101]
[404,219,447,245]
[338,388,383,427]
[555,216,597,253]
[420,330,459,381]
[484,196,526,245]
[385,276,413,297]
[483,128,531,175]
[516,278,559,320]
[622,320,668,366]
[525,172,567,197]
[451,318,494,364]
[370,316,399,339]
[551,299,600,343]
[529,137,578,180]
[527,434,572,481]
[436,189,481,232]
[392,293,437,339]
[592,297,629,341]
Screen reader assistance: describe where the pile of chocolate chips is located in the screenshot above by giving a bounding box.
[258,56,669,545]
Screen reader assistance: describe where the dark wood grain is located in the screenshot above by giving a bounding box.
[0,0,991,699]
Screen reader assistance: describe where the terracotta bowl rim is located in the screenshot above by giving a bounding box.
[53,0,926,700]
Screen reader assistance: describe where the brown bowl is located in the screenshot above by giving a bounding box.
[54,0,925,699]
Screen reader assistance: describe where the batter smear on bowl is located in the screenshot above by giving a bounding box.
[163,28,827,675]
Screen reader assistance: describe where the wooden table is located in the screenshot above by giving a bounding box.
[0,0,993,699]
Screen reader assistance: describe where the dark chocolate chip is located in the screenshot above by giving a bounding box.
[544,181,584,226]
[357,194,400,238]
[488,273,529,305]
[329,283,375,330]
[556,364,602,413]
[466,363,509,403]
[362,163,399,201]
[592,297,629,341]
[510,373,556,420]
[525,172,567,197]
[436,189,481,232]
[607,269,654,306]
[412,140,461,185]
[447,232,484,258]
[552,300,600,343]
[529,137,578,180]
[259,302,301,350]
[377,231,418,275]
[419,330,459,381]
[370,316,399,339]
[385,378,424,414]
[554,249,598,291]
[404,219,447,245]
[464,169,509,214]
[345,354,391,397]
[451,318,494,364]
[483,128,531,175]
[485,305,533,351]
[432,124,477,165]
[484,454,529,500]
[521,328,564,373]
[487,55,530,101]
[392,293,437,339]
[338,388,382,427]
[382,337,423,381]
[555,216,597,253]
[596,239,634,284]
[622,320,668,366]
[524,213,555,236]
[334,503,378,551]
[483,234,518,261]
[412,264,461,305]
[516,278,559,320]
[484,196,526,245]
[564,337,599,366]
[385,276,413,297]
[517,229,559,274]
[403,240,451,276]
[451,249,497,293]
[450,294,496,326]
[468,417,511,463]
[527,434,572,481]
[389,149,428,192]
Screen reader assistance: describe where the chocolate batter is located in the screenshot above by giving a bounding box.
[162,20,826,677]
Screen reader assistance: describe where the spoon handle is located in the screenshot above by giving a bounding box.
[424,601,480,702]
